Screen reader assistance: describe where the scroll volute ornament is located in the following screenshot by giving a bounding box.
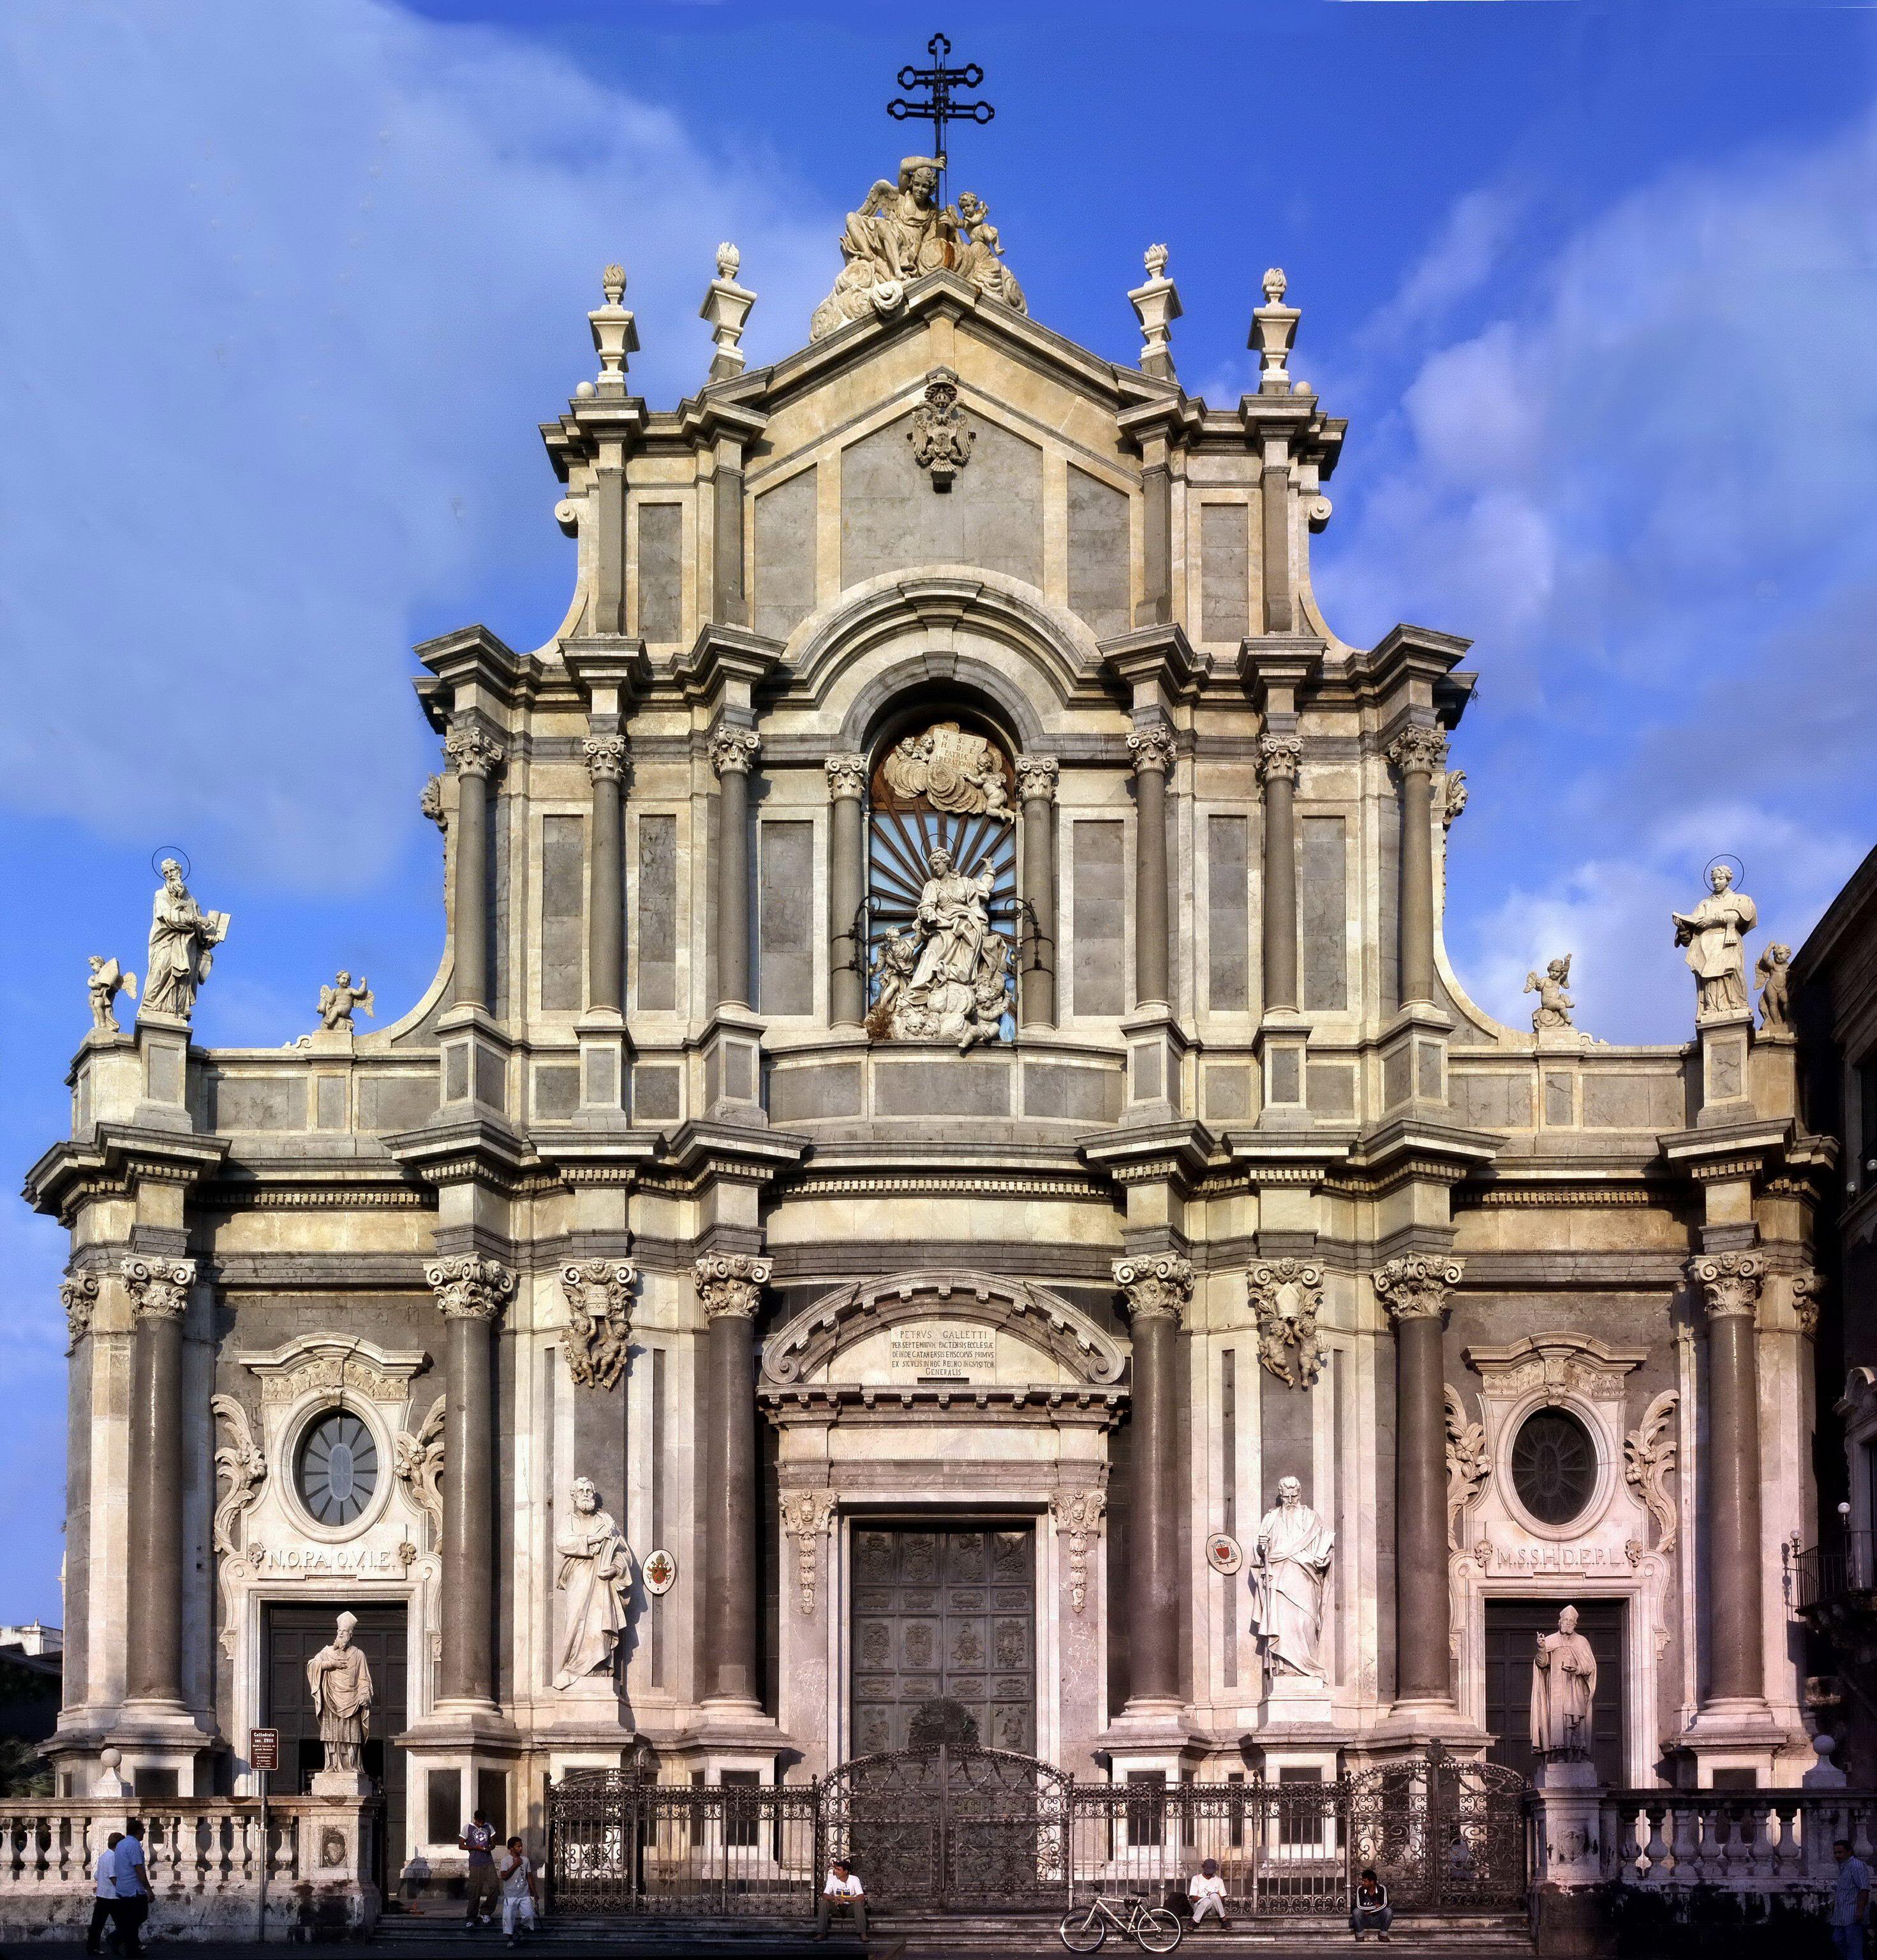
[560,1259,637,1390]
[1444,1385,1489,1548]
[582,735,627,785]
[1013,754,1059,804]
[1374,1253,1464,1323]
[1256,735,1302,786]
[121,1254,195,1321]
[61,1272,99,1352]
[708,725,760,778]
[1249,1258,1324,1389]
[779,1491,837,1616]
[1113,1254,1193,1325]
[1688,1252,1763,1321]
[824,753,868,801]
[426,1254,516,1323]
[1623,1390,1680,1556]
[694,1252,772,1320]
[1790,1266,1822,1337]
[1051,1487,1106,1615]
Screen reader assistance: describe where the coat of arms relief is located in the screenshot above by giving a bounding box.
[864,721,1016,1053]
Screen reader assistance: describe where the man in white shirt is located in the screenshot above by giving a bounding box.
[1833,1838,1871,1960]
[85,1830,122,1956]
[1189,1857,1231,1928]
[815,1858,868,1941]
[111,1822,151,1957]
[498,1836,537,1945]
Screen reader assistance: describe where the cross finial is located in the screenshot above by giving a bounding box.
[887,31,994,181]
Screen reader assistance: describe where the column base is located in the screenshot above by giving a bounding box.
[107,1700,216,1793]
[1669,1699,1807,1785]
[1254,1013,1312,1129]
[1098,1698,1206,1779]
[701,1007,768,1126]
[1119,1010,1190,1124]
[1361,1697,1491,1760]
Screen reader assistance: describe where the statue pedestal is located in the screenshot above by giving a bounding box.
[1531,1757,1606,1959]
[310,1767,372,1800]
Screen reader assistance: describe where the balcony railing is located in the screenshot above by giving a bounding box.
[1789,1529,1877,1614]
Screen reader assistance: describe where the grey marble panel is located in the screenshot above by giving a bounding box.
[359,1072,440,1132]
[1207,815,1250,1011]
[753,466,817,643]
[1067,464,1130,638]
[1300,815,1348,1013]
[636,814,678,1013]
[875,1056,1013,1117]
[767,1062,864,1124]
[631,1064,681,1122]
[1200,503,1250,644]
[1071,820,1125,1018]
[757,820,815,1016]
[1022,1062,1121,1123]
[540,813,584,1013]
[207,1074,306,1132]
[637,503,683,644]
[533,1064,580,1122]
[1305,1062,1356,1117]
[1583,1072,1680,1129]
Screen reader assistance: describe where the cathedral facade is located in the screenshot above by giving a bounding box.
[27,161,1833,1882]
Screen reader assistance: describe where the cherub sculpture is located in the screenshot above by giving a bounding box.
[1756,942,1793,1034]
[864,927,924,1040]
[318,970,376,1033]
[87,957,136,1032]
[1524,956,1575,1032]
[951,191,1025,311]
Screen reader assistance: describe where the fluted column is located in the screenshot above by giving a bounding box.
[584,735,627,1015]
[1258,735,1302,1013]
[122,1256,194,1707]
[1126,723,1175,1012]
[1016,755,1060,1028]
[1690,1252,1767,1706]
[1115,1255,1192,1709]
[697,1253,772,1708]
[1387,727,1445,1009]
[446,725,506,1012]
[709,725,759,1012]
[825,755,868,1029]
[1376,1254,1464,1711]
[427,1255,516,1707]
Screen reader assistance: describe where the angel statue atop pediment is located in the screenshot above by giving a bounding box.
[318,970,375,1033]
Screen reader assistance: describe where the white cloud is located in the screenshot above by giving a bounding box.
[0,0,838,893]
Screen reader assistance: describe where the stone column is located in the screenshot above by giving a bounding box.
[1387,727,1446,1009]
[1691,1252,1767,1706]
[427,1256,516,1707]
[1126,724,1176,1013]
[1115,1256,1193,1711]
[825,755,868,1029]
[1016,755,1060,1028]
[122,1256,194,1707]
[583,735,627,1015]
[1258,735,1302,1013]
[709,725,759,1012]
[1375,1254,1464,1712]
[696,1253,772,1709]
[445,725,506,1012]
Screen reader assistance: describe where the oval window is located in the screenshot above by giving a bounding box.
[1510,1406,1597,1526]
[297,1410,379,1527]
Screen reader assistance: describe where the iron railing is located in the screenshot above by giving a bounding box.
[1790,1529,1877,1612]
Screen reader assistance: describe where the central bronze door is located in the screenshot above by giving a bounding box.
[850,1524,1036,1757]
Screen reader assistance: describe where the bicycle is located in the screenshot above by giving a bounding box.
[1058,1892,1183,1953]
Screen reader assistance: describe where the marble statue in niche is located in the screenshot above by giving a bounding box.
[1672,864,1757,1020]
[306,1612,374,1771]
[1248,1476,1335,1679]
[865,847,1011,1051]
[143,858,228,1021]
[553,1477,635,1691]
[1531,1603,1597,1758]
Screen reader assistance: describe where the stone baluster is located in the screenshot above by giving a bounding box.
[1113,1256,1192,1711]
[1751,1800,1777,1880]
[1386,727,1446,1008]
[1015,756,1059,1028]
[583,736,627,1015]
[709,726,760,1011]
[1689,1252,1767,1709]
[426,1255,515,1705]
[1642,1803,1670,1883]
[825,755,868,1029]
[1125,724,1175,1012]
[445,725,505,1011]
[122,1255,195,1709]
[1374,1254,1464,1714]
[1257,736,1302,1012]
[696,1253,772,1709]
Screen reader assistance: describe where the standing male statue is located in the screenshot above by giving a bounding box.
[553,1477,635,1691]
[1249,1476,1335,1679]
[143,858,229,1021]
[1672,863,1758,1020]
[306,1611,374,1772]
[1530,1604,1597,1758]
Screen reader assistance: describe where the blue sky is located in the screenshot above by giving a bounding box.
[4,0,1876,1621]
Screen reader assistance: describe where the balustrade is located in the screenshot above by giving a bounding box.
[1599,1790,1877,1892]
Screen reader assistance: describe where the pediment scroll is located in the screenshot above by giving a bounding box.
[760,1268,1126,1390]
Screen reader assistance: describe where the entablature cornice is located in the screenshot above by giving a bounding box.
[1078,1120,1218,1192]
[761,1383,1125,1429]
[676,622,786,713]
[539,396,648,482]
[386,1112,537,1193]
[24,1124,230,1225]
[649,1120,810,1194]
[412,624,542,725]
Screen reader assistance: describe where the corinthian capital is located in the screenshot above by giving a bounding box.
[1126,722,1176,778]
[1113,1254,1194,1325]
[1374,1253,1464,1324]
[1386,726,1448,777]
[1790,1266,1823,1337]
[694,1252,773,1319]
[1014,755,1060,804]
[121,1254,195,1322]
[1688,1251,1764,1321]
[824,753,868,801]
[61,1272,99,1351]
[425,1254,516,1323]
[583,735,627,785]
[445,724,506,780]
[1257,735,1303,786]
[709,725,760,778]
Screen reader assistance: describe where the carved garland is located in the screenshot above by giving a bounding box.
[394,1397,445,1544]
[560,1259,637,1390]
[1051,1487,1106,1614]
[1247,1259,1324,1389]
[1444,1384,1490,1548]
[779,1490,837,1616]
[211,1395,267,1656]
[1623,1390,1680,1557]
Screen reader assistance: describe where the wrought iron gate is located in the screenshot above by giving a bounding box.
[822,1744,1070,1910]
[1347,1753,1529,1910]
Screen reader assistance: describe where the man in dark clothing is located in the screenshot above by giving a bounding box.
[1351,1866,1391,1941]
[461,1809,500,1927]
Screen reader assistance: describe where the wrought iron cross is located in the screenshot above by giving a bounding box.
[887,32,994,170]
